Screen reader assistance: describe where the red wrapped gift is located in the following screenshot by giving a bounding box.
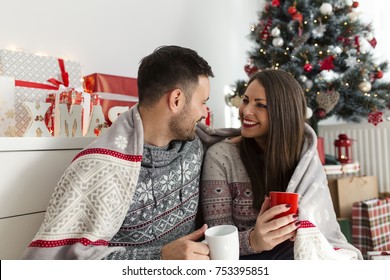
[83,73,138,125]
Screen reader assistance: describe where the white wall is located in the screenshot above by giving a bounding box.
[0,0,261,129]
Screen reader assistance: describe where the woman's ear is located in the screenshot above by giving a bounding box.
[167,89,185,113]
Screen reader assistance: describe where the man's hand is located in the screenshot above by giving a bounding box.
[161,224,210,260]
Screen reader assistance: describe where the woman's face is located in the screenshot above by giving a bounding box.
[239,79,270,148]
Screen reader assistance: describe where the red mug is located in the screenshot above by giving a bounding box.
[269,191,299,219]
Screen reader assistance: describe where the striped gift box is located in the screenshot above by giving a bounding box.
[352,198,390,259]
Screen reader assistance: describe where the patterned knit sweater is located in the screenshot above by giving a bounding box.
[104,138,203,260]
[200,139,258,256]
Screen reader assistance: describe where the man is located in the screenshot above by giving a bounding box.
[22,45,231,260]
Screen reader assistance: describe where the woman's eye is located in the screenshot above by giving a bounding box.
[256,103,267,109]
[242,99,249,104]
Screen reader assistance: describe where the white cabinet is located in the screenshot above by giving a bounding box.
[0,137,95,259]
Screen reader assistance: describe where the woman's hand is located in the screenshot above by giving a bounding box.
[249,196,300,253]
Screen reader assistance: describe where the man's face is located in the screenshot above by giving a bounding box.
[169,76,210,141]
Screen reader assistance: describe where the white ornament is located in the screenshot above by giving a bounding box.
[271,27,281,37]
[312,24,327,38]
[320,3,333,15]
[329,45,342,54]
[272,37,284,47]
[305,80,314,89]
[345,0,353,6]
[300,75,308,83]
[359,81,372,93]
[306,107,313,119]
[345,54,357,68]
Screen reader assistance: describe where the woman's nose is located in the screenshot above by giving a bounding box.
[242,105,254,116]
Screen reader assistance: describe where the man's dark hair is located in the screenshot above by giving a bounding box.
[137,45,214,107]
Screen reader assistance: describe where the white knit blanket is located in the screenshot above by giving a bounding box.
[289,124,362,260]
[22,106,144,259]
[294,221,358,259]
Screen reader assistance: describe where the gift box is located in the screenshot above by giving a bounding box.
[328,176,379,219]
[83,73,138,125]
[0,76,16,136]
[0,49,82,136]
[352,198,390,259]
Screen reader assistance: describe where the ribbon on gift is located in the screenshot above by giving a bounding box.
[47,59,69,88]
[14,58,69,90]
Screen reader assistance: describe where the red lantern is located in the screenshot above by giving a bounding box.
[334,134,353,164]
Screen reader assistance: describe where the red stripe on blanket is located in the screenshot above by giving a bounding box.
[299,220,315,228]
[29,238,108,248]
[73,148,142,162]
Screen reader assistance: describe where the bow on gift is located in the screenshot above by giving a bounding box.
[47,59,69,88]
[15,58,70,90]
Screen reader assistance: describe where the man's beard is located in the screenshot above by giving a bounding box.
[168,107,201,141]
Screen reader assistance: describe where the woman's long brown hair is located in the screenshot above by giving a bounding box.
[239,70,307,210]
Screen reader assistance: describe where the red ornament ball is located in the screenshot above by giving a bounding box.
[352,1,359,8]
[292,12,303,23]
[315,108,327,119]
[288,6,297,15]
[303,63,313,72]
[375,70,384,79]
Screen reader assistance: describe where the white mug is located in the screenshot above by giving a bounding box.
[204,225,239,260]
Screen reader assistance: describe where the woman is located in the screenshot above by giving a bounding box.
[200,69,362,259]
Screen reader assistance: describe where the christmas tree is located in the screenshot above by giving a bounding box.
[226,0,390,132]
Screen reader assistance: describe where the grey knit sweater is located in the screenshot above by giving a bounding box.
[104,136,203,259]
